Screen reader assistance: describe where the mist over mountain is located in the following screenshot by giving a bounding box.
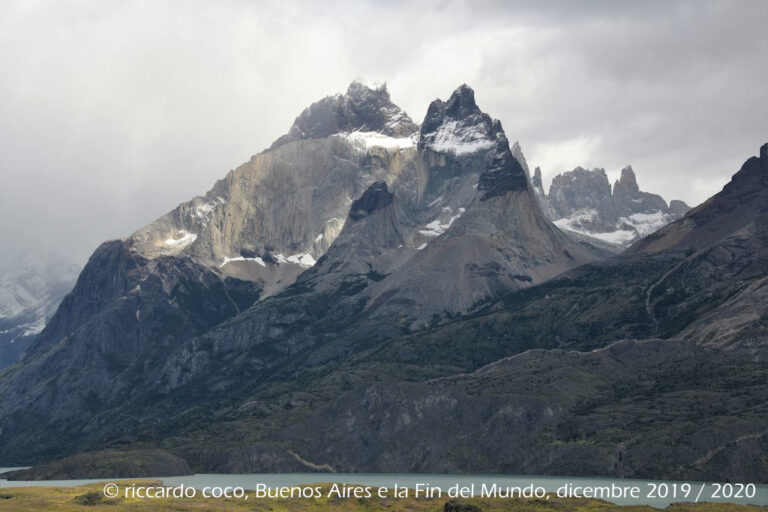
[0,254,80,368]
[0,81,765,484]
[526,164,691,247]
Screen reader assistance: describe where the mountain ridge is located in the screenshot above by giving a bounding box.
[1,80,764,483]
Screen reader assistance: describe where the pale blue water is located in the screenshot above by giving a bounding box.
[1,469,766,508]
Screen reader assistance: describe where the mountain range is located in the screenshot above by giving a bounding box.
[531,164,690,247]
[0,254,79,369]
[1,81,765,483]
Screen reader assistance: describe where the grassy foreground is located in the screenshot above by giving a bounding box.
[0,481,764,511]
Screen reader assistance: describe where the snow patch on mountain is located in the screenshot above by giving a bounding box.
[563,226,637,245]
[22,316,46,337]
[619,211,670,237]
[191,197,225,221]
[554,208,677,246]
[418,207,466,237]
[220,256,266,268]
[274,253,317,268]
[430,121,495,155]
[339,131,417,150]
[164,230,197,249]
[553,208,599,229]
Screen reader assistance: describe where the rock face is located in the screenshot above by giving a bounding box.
[349,181,394,221]
[549,167,616,230]
[271,80,418,149]
[0,254,80,368]
[532,162,691,247]
[127,80,421,299]
[530,166,557,219]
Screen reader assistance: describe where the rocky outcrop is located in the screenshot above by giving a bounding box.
[270,80,418,149]
[534,162,691,247]
[629,143,767,255]
[548,167,616,230]
[530,166,557,219]
[349,181,394,220]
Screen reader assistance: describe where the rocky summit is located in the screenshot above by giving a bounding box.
[0,80,765,484]
[528,163,690,247]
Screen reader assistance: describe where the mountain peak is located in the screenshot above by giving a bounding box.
[345,79,389,102]
[418,84,501,156]
[444,84,480,117]
[270,81,417,149]
[510,141,530,178]
[615,165,639,194]
[628,142,767,254]
[347,78,386,94]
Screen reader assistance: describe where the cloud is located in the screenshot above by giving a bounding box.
[0,0,765,263]
[529,135,605,180]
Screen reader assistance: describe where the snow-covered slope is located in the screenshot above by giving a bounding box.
[0,254,80,368]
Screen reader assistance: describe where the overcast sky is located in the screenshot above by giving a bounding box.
[1,0,766,264]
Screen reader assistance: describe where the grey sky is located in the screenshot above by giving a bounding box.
[1,0,766,264]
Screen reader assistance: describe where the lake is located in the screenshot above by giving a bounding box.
[1,469,765,508]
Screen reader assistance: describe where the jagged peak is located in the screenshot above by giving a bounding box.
[349,181,394,221]
[557,167,608,179]
[614,165,639,194]
[418,84,501,156]
[444,83,481,117]
[269,81,417,150]
[510,140,530,178]
[347,78,387,94]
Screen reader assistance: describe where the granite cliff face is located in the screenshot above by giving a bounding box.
[128,83,421,297]
[270,80,418,149]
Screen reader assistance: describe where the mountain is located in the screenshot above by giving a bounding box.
[252,144,766,480]
[135,142,762,480]
[128,81,422,299]
[0,82,607,466]
[0,254,80,368]
[531,164,690,247]
[0,79,764,483]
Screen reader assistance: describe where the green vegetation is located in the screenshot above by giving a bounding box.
[0,482,763,511]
